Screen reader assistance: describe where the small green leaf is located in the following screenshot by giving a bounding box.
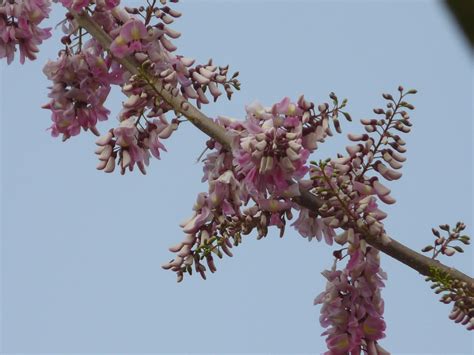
[421,245,434,252]
[342,111,352,122]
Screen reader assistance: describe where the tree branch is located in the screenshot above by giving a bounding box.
[73,11,474,292]
[444,0,474,48]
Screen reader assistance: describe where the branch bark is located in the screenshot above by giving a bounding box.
[74,12,474,292]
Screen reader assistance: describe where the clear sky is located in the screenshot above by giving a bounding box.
[1,0,473,354]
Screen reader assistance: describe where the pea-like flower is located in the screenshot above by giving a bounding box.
[0,0,52,64]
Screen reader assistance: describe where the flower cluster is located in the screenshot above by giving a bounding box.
[287,88,414,352]
[1,0,471,348]
[43,0,240,172]
[427,267,474,332]
[56,0,119,12]
[421,222,470,259]
[422,222,473,331]
[42,40,123,139]
[315,234,389,354]
[163,95,351,281]
[95,114,176,174]
[162,143,244,280]
[0,0,52,64]
[298,87,416,246]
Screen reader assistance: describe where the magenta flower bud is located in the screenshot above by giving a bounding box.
[158,123,178,139]
[163,6,182,17]
[443,247,456,256]
[104,156,116,173]
[206,255,217,273]
[164,71,177,83]
[168,243,184,253]
[389,149,406,162]
[183,85,198,99]
[365,215,378,225]
[353,181,373,195]
[179,56,195,67]
[199,67,215,79]
[378,193,396,205]
[286,147,300,161]
[297,95,313,110]
[221,243,233,257]
[348,133,368,141]
[177,244,192,257]
[121,150,131,169]
[264,156,275,172]
[334,163,351,174]
[112,6,130,23]
[361,118,374,125]
[160,36,177,52]
[98,144,113,161]
[386,156,403,169]
[346,144,362,157]
[364,125,376,133]
[317,103,328,112]
[183,234,196,245]
[374,161,402,180]
[96,131,113,146]
[208,82,222,100]
[196,87,210,104]
[372,180,390,197]
[161,262,173,270]
[163,25,181,39]
[352,157,362,169]
[302,132,319,151]
[137,161,147,175]
[96,159,107,170]
[215,75,227,83]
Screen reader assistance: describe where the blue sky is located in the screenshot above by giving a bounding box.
[1,0,473,353]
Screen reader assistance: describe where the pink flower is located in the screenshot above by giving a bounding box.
[0,0,52,64]
[292,208,334,244]
[233,97,310,197]
[110,19,148,58]
[43,42,117,139]
[326,333,351,354]
[58,0,90,12]
[316,246,388,353]
[362,316,386,340]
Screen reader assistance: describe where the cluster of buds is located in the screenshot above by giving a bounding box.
[163,95,351,282]
[42,40,123,139]
[0,0,52,64]
[107,1,240,112]
[233,94,350,199]
[299,88,416,244]
[43,0,239,171]
[162,118,252,281]
[422,222,469,259]
[57,0,119,13]
[422,222,473,331]
[95,114,177,174]
[425,265,474,331]
[291,206,335,244]
[315,239,388,354]
[162,143,248,281]
[290,88,415,351]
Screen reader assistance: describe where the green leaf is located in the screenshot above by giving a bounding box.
[421,245,434,252]
[342,111,352,122]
